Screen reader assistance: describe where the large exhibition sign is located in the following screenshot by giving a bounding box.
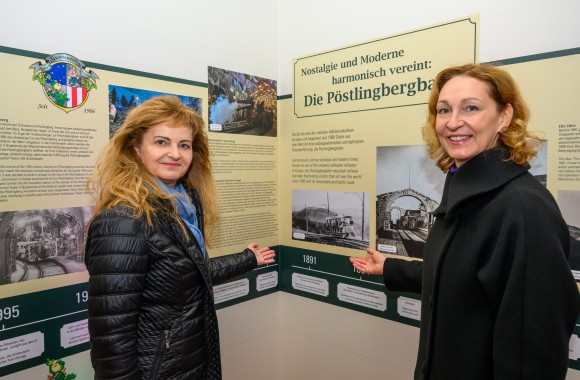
[293,17,478,118]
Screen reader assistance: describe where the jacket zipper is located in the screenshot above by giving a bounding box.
[149,329,170,379]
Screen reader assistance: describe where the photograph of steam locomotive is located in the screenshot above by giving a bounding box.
[376,143,548,259]
[208,66,277,137]
[0,207,92,285]
[292,189,370,249]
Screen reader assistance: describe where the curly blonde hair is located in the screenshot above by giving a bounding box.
[422,64,542,172]
[87,95,219,244]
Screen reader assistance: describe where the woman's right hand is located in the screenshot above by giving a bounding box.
[247,243,276,266]
[349,248,386,275]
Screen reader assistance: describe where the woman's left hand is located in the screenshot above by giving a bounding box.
[248,243,276,265]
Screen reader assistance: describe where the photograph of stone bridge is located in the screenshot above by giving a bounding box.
[376,142,548,259]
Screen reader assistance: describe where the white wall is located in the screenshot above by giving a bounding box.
[0,0,279,82]
[2,1,580,379]
[277,0,580,94]
[218,293,280,380]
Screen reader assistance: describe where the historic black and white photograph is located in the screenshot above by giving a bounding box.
[376,145,443,258]
[292,189,370,249]
[0,207,92,285]
[376,143,548,258]
[558,190,580,280]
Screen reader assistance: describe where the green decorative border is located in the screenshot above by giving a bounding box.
[487,47,580,66]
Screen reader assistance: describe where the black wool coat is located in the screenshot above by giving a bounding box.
[383,148,580,380]
[85,188,257,380]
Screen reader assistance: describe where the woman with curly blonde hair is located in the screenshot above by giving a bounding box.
[352,64,580,380]
[85,95,275,380]
[422,63,539,172]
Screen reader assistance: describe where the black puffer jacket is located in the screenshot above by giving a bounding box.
[85,189,257,379]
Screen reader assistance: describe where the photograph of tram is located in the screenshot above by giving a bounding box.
[376,143,548,259]
[292,189,370,249]
[324,215,355,239]
[0,207,92,285]
[557,190,580,281]
[208,66,277,137]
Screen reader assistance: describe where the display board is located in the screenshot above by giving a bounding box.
[280,15,479,323]
[279,16,580,370]
[0,47,279,378]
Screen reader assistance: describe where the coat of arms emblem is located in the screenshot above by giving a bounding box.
[29,53,98,113]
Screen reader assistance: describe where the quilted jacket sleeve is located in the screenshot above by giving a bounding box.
[209,248,257,286]
[188,187,257,286]
[85,209,149,380]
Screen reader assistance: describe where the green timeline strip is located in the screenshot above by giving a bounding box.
[277,245,580,371]
[214,245,281,310]
[0,283,89,376]
[0,247,280,377]
[278,246,421,327]
[2,245,578,374]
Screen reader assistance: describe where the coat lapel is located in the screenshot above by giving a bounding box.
[438,148,530,221]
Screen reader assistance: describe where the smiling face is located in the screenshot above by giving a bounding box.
[134,123,193,187]
[435,75,513,168]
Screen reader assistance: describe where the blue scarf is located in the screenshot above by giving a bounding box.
[155,179,207,256]
[449,163,459,174]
